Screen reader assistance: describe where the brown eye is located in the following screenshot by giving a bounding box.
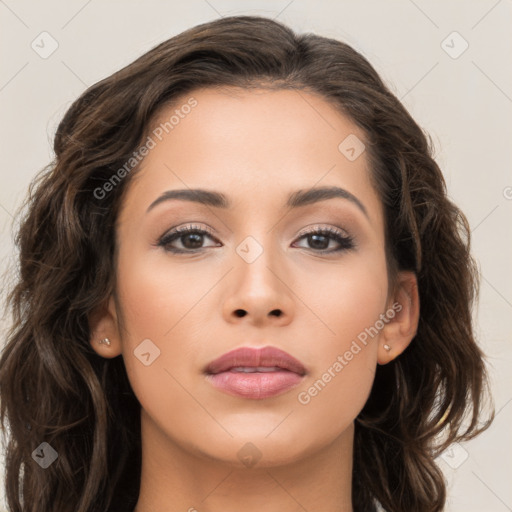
[293,227,355,253]
[158,225,220,253]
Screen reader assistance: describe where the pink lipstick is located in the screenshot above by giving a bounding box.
[204,346,307,400]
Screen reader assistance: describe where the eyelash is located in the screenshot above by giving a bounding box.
[157,224,355,255]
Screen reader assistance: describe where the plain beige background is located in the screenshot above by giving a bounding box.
[1,1,511,511]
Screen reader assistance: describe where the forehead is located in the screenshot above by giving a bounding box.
[151,85,363,160]
[119,86,383,227]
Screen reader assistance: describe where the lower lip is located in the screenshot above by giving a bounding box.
[206,370,304,399]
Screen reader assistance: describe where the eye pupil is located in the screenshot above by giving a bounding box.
[309,234,329,250]
[182,233,203,249]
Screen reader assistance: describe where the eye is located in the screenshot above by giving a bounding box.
[157,224,355,255]
[292,226,355,253]
[157,224,220,254]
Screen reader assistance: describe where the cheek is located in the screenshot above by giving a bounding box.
[298,248,388,345]
[113,248,209,402]
[115,247,215,341]
[290,252,387,429]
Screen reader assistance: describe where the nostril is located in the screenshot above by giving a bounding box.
[233,309,282,318]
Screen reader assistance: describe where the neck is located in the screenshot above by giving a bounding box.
[133,411,354,512]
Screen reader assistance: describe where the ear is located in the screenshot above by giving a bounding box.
[89,295,122,358]
[378,271,420,365]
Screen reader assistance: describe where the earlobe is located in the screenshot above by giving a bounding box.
[378,271,420,365]
[88,295,122,358]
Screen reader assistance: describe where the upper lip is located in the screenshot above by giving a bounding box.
[204,346,307,376]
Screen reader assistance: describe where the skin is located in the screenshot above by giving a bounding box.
[89,87,419,512]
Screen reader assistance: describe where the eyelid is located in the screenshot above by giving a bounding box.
[158,223,350,242]
[296,224,351,239]
[173,223,215,236]
[157,223,218,244]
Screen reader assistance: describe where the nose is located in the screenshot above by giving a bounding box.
[222,241,294,327]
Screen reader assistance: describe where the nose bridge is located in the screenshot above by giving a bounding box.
[232,206,281,277]
[235,230,283,297]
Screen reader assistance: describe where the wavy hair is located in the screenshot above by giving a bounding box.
[0,15,493,512]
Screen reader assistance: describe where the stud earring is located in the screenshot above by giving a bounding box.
[383,343,391,352]
[99,338,111,346]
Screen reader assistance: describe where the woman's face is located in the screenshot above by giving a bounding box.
[101,86,404,467]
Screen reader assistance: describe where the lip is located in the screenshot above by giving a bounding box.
[204,346,307,400]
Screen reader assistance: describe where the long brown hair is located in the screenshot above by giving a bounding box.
[0,15,493,512]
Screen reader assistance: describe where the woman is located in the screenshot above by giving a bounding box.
[0,15,493,512]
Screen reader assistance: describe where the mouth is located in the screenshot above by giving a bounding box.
[204,346,307,400]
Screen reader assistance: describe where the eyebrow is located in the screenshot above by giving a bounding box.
[146,186,368,218]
